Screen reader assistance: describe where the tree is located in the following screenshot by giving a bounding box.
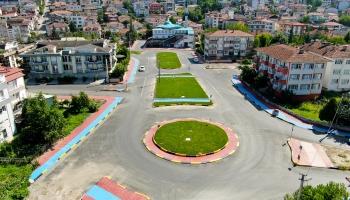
[339,15,350,27]
[254,33,273,47]
[238,65,257,84]
[284,182,349,200]
[344,31,350,43]
[336,98,350,126]
[226,22,249,32]
[51,27,60,39]
[272,32,288,44]
[67,92,91,115]
[69,21,77,32]
[188,7,204,22]
[300,16,310,24]
[319,98,338,122]
[169,16,176,24]
[21,93,65,145]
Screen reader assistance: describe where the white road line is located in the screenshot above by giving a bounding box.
[141,76,147,97]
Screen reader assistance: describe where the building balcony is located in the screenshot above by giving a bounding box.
[29,61,48,65]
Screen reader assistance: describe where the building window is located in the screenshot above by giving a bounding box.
[335,59,343,64]
[341,79,349,85]
[313,73,322,80]
[76,56,81,63]
[304,64,314,70]
[311,83,320,90]
[346,60,350,64]
[344,70,350,75]
[63,64,72,70]
[300,84,310,90]
[302,74,312,80]
[289,74,300,80]
[331,79,339,84]
[291,64,302,70]
[288,85,298,90]
[333,69,341,75]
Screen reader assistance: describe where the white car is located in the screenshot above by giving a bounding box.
[138,65,145,72]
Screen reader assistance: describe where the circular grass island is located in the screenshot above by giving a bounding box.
[153,120,228,156]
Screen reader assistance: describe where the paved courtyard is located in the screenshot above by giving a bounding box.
[27,48,350,200]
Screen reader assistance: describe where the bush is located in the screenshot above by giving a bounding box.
[88,101,98,113]
[242,59,252,65]
[319,98,337,122]
[57,76,77,84]
[238,65,257,84]
[253,74,269,89]
[67,92,91,114]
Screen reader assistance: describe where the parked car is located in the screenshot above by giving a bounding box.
[271,109,279,117]
[193,57,199,63]
[138,65,145,72]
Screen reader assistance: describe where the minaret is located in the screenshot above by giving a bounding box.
[184,0,188,27]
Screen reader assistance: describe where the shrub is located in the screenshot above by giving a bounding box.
[319,98,337,122]
[57,76,77,84]
[88,101,98,113]
[241,59,252,65]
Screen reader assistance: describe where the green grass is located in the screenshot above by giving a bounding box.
[154,121,228,156]
[155,76,208,98]
[130,50,142,55]
[0,164,34,199]
[287,102,325,122]
[156,52,181,69]
[153,101,212,107]
[63,112,90,136]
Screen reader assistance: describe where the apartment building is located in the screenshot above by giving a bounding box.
[301,41,350,92]
[248,19,278,34]
[205,11,229,29]
[19,39,117,81]
[278,21,307,36]
[255,44,331,100]
[0,67,26,143]
[0,17,34,42]
[204,30,254,62]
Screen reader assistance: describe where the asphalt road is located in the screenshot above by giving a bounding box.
[28,49,349,200]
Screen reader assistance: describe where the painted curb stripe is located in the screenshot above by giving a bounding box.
[29,97,123,183]
[86,185,121,200]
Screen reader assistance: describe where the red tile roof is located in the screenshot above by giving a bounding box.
[0,67,24,82]
[256,44,331,63]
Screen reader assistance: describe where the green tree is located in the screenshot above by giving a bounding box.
[67,92,91,114]
[339,15,350,26]
[169,16,176,24]
[69,21,77,32]
[51,27,60,39]
[226,22,249,32]
[272,32,288,44]
[238,65,257,84]
[337,98,350,126]
[344,31,350,43]
[299,16,310,24]
[254,33,273,47]
[188,7,204,22]
[284,181,349,200]
[319,98,338,122]
[21,93,65,145]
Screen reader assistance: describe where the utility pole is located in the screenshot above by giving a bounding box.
[297,173,311,200]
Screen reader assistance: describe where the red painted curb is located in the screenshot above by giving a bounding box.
[122,58,134,84]
[143,118,239,164]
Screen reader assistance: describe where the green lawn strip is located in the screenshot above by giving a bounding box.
[285,102,326,122]
[155,77,208,98]
[63,112,90,136]
[130,50,142,55]
[153,101,212,107]
[154,121,228,156]
[0,164,34,199]
[160,72,192,76]
[156,52,181,69]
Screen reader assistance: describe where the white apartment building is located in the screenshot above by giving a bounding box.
[205,11,229,29]
[133,0,150,17]
[255,44,331,100]
[302,41,350,92]
[248,19,278,34]
[248,0,265,10]
[19,39,117,81]
[0,67,27,143]
[204,30,254,62]
[0,17,34,42]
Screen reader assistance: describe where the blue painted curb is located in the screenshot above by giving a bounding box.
[154,98,211,103]
[127,57,139,84]
[86,185,121,200]
[232,75,350,137]
[29,97,123,183]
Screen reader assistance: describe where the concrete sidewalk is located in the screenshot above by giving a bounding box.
[288,138,334,168]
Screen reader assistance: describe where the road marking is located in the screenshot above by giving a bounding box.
[141,76,147,97]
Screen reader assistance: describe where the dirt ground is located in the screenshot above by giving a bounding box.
[323,145,350,170]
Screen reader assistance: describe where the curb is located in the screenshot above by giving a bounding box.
[143,118,239,164]
[29,97,123,183]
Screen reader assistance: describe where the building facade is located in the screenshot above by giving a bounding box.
[301,41,350,92]
[255,44,330,100]
[0,67,26,143]
[248,19,278,33]
[19,40,117,81]
[204,30,254,62]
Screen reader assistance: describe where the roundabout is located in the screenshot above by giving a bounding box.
[143,118,239,164]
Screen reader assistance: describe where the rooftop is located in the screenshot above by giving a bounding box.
[301,41,350,59]
[0,67,24,82]
[207,30,254,37]
[256,44,331,63]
